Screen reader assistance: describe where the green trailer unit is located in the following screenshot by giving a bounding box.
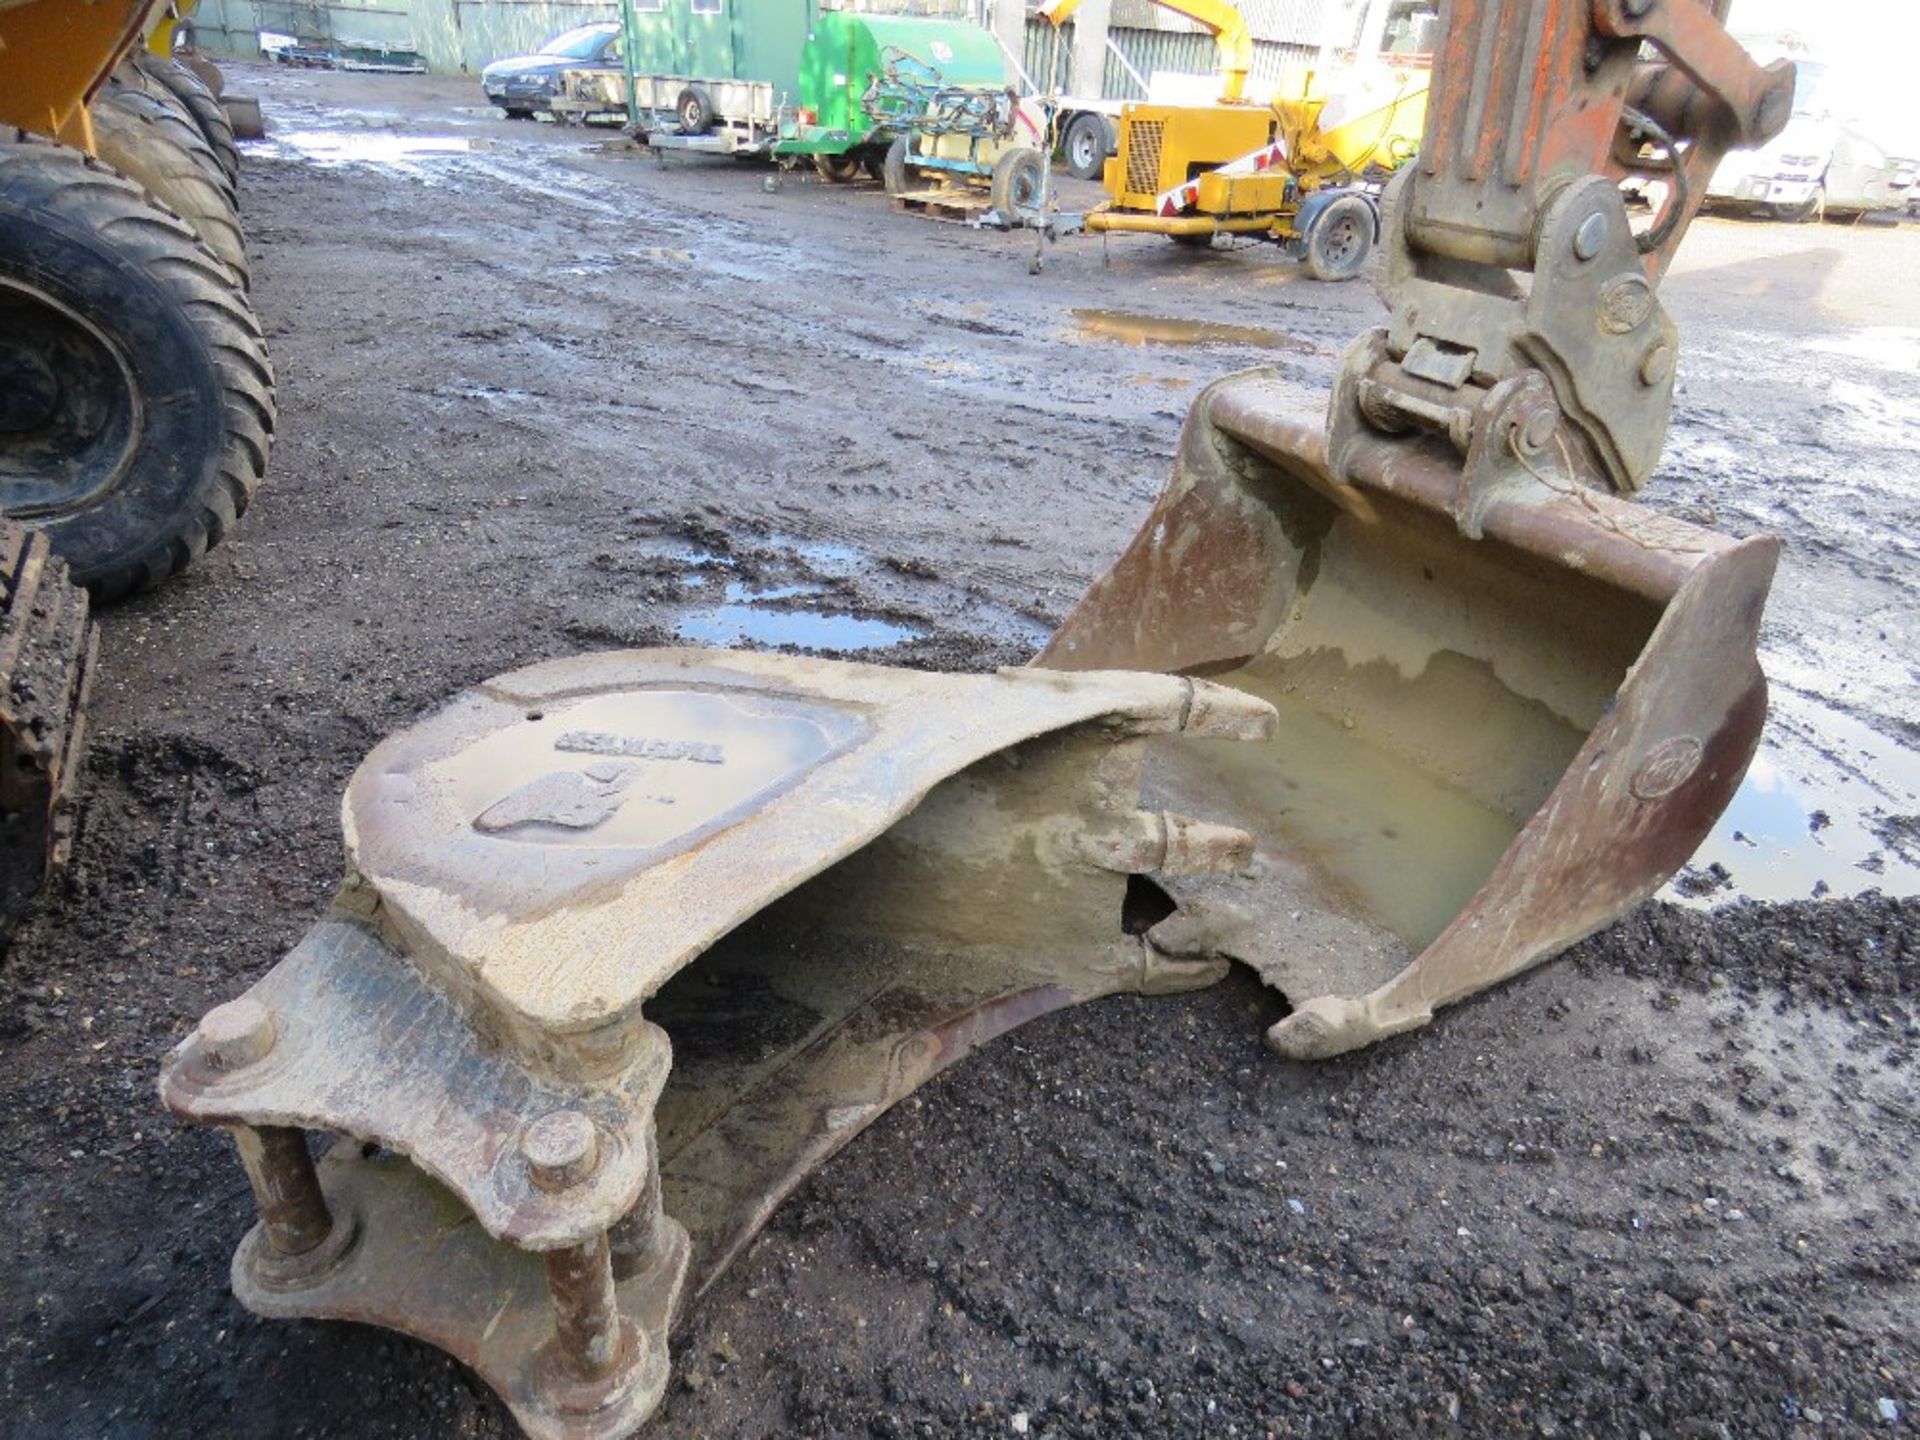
[553,0,818,151]
[773,12,1013,171]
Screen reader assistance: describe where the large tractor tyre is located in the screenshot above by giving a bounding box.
[131,51,241,189]
[812,152,862,184]
[89,88,248,285]
[0,136,274,601]
[882,135,913,196]
[1060,112,1111,181]
[675,87,715,136]
[861,147,890,184]
[989,145,1045,214]
[1303,193,1375,282]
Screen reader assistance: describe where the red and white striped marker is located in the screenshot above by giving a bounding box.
[1151,139,1288,216]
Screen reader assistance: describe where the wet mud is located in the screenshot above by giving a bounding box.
[0,64,1914,1439]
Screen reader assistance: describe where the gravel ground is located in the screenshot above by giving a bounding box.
[0,65,1914,1440]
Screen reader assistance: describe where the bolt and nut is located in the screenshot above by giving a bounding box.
[199,997,276,1072]
[524,1110,601,1192]
[1573,211,1610,261]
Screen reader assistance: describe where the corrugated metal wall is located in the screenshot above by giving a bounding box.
[192,0,624,72]
[1021,18,1314,101]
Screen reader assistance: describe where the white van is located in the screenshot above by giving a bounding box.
[1706,57,1915,221]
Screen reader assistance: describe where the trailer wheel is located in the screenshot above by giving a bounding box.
[1061,112,1110,181]
[813,153,862,184]
[675,87,715,136]
[1303,193,1374,282]
[861,147,889,183]
[882,135,912,196]
[132,51,241,188]
[0,135,273,599]
[90,87,247,285]
[990,146,1044,215]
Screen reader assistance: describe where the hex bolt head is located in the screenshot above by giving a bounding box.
[199,998,276,1072]
[1573,211,1610,261]
[523,1110,601,1192]
[1640,343,1676,387]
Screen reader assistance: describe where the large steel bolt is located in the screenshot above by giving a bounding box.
[230,1124,335,1257]
[199,997,276,1072]
[1639,343,1676,387]
[1573,211,1609,261]
[1517,404,1558,455]
[523,1110,600,1193]
[544,1233,626,1383]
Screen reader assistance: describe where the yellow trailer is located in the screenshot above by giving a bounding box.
[1086,63,1428,276]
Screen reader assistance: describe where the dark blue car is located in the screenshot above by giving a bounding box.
[480,23,622,117]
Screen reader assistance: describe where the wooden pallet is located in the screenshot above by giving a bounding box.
[892,187,993,222]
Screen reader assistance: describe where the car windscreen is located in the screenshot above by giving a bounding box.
[540,26,612,59]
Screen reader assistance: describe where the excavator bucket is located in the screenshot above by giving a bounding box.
[1036,369,1777,1059]
[160,649,1274,1439]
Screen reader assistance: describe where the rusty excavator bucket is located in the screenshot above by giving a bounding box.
[1035,369,1775,1058]
[1036,0,1796,1058]
[161,652,1274,1439]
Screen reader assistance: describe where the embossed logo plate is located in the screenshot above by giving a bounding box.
[431,689,863,851]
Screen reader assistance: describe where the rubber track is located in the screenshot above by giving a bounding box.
[0,133,274,599]
[0,522,95,926]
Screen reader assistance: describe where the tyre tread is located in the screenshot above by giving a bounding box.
[0,134,275,600]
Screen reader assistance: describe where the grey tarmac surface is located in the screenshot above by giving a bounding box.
[0,64,1914,1440]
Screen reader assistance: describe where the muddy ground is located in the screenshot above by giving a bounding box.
[1,65,1916,1439]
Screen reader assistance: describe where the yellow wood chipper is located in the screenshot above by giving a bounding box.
[1083,62,1430,275]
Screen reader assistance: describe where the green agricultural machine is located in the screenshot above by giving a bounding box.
[774,13,1043,210]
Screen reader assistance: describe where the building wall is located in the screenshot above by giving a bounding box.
[1022,17,1315,99]
[190,0,1355,82]
[191,0,625,72]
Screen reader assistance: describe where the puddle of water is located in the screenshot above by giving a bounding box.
[445,382,535,406]
[677,581,919,653]
[274,130,476,169]
[1187,665,1526,951]
[1071,308,1309,351]
[1671,692,1920,905]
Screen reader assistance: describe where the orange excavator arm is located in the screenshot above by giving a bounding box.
[1037,0,1254,102]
